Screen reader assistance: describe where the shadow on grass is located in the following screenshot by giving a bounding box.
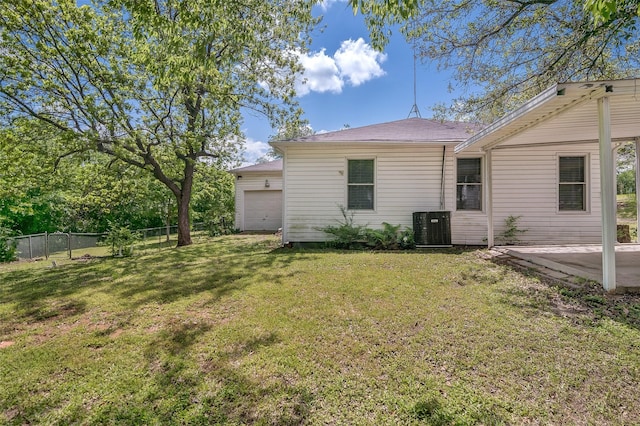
[0,236,318,324]
[91,322,312,424]
[0,264,101,325]
[410,396,506,425]
[493,260,640,331]
[114,239,318,309]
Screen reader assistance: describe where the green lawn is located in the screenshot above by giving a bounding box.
[617,193,637,240]
[1,235,639,424]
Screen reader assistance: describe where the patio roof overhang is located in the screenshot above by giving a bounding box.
[455,79,640,154]
[455,78,640,292]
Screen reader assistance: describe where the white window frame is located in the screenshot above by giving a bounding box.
[557,154,590,213]
[346,157,376,211]
[455,156,484,212]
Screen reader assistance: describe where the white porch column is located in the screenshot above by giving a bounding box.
[636,137,640,242]
[486,149,494,247]
[598,96,616,291]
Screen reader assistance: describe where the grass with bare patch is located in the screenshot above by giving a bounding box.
[1,235,639,424]
[618,193,638,239]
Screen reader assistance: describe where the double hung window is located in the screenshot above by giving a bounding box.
[559,156,586,211]
[456,158,482,211]
[348,159,374,210]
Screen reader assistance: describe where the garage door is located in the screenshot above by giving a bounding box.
[244,190,282,231]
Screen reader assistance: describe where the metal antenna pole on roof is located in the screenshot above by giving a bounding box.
[408,27,421,118]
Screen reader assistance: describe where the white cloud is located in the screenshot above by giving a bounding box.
[241,137,271,166]
[295,38,386,96]
[317,0,346,11]
[295,49,343,96]
[335,38,387,86]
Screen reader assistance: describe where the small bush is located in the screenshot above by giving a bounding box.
[316,205,368,249]
[398,227,416,249]
[318,207,415,250]
[365,222,415,250]
[495,215,528,245]
[0,227,17,263]
[206,215,235,236]
[103,225,139,257]
[365,222,402,249]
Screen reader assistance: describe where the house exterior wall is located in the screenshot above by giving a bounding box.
[233,172,283,231]
[281,141,604,246]
[490,142,602,244]
[281,144,456,243]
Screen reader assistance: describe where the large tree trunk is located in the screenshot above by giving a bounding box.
[176,192,192,246]
[175,160,195,247]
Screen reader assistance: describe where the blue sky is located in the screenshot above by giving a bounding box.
[240,0,459,164]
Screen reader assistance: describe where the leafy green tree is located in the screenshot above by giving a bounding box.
[191,164,236,234]
[585,0,640,25]
[1,120,234,235]
[0,226,17,263]
[257,124,316,162]
[0,120,69,234]
[270,123,315,142]
[350,0,640,121]
[618,169,636,194]
[0,120,171,233]
[0,0,315,246]
[617,141,637,171]
[58,158,173,232]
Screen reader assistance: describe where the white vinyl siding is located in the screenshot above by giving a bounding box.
[280,141,602,245]
[282,144,456,243]
[490,144,601,244]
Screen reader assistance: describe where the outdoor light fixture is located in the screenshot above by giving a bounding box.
[265,179,270,188]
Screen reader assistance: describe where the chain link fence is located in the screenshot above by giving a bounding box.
[12,223,207,260]
[13,232,107,260]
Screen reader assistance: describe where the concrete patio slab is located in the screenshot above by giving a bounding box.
[495,244,640,291]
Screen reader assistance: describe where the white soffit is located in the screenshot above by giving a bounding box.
[455,79,640,153]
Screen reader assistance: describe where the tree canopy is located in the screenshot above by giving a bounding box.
[0,0,315,245]
[350,0,640,121]
[585,0,640,25]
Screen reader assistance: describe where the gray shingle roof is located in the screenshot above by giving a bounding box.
[282,117,481,143]
[229,159,282,174]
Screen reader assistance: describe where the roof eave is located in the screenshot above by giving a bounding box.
[229,169,282,175]
[454,79,636,154]
[454,84,562,154]
[270,139,464,147]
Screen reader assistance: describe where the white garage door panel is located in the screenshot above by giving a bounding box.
[244,190,282,231]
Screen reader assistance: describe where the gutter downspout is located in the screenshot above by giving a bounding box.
[440,146,446,210]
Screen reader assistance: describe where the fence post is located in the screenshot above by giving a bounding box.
[68,233,72,259]
[45,232,49,259]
